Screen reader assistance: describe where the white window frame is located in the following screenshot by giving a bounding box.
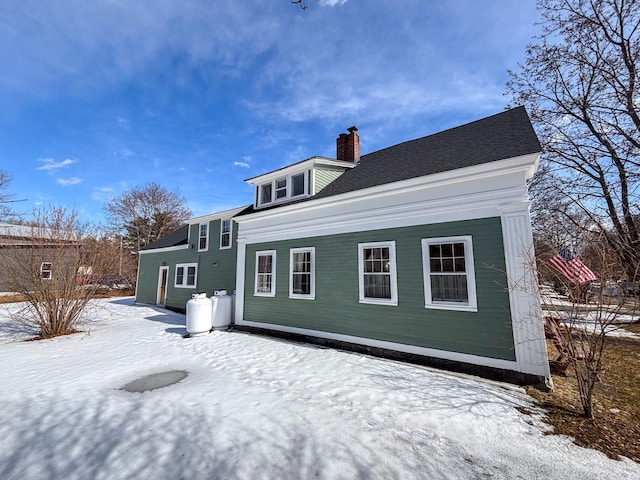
[358,241,398,306]
[275,178,287,199]
[175,262,198,289]
[254,250,276,297]
[289,247,315,300]
[198,223,208,252]
[257,170,309,207]
[40,262,52,280]
[260,183,272,205]
[421,235,477,312]
[291,172,306,197]
[220,219,232,250]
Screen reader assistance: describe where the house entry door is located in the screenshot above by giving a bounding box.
[157,266,169,306]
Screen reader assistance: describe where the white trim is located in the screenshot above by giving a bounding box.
[138,244,189,254]
[239,153,539,225]
[188,205,249,224]
[174,262,198,289]
[197,222,209,252]
[254,250,276,297]
[156,266,169,305]
[289,247,315,300]
[245,156,356,184]
[357,241,398,306]
[40,261,52,280]
[235,239,247,324]
[421,236,478,312]
[234,320,528,375]
[235,157,539,246]
[219,219,232,250]
[501,207,551,379]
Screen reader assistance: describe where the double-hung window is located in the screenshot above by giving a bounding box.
[275,178,287,199]
[220,219,232,249]
[198,223,208,251]
[40,262,52,280]
[289,247,315,299]
[175,263,197,288]
[358,241,398,306]
[254,250,276,297]
[421,236,477,311]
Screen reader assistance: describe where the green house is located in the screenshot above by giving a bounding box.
[136,107,551,385]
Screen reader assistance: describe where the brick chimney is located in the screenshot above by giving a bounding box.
[336,126,359,162]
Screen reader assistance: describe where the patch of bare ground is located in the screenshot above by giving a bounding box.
[526,327,640,462]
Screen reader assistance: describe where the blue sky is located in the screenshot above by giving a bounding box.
[0,0,540,224]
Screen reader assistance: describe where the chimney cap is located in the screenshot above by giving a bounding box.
[347,126,358,133]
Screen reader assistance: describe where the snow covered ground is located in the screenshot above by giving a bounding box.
[1,298,638,480]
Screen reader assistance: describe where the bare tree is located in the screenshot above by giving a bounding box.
[0,169,21,222]
[508,0,640,282]
[3,206,118,338]
[538,231,637,419]
[104,182,191,255]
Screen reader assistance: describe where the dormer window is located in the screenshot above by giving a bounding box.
[257,170,310,207]
[275,178,287,199]
[292,173,305,196]
[261,184,272,204]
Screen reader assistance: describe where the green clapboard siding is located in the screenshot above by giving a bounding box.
[136,219,239,311]
[243,217,515,361]
[314,169,345,194]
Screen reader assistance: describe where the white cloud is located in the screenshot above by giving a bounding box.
[319,0,349,6]
[234,162,250,168]
[37,158,77,171]
[57,177,83,186]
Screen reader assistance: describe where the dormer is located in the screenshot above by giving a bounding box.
[245,126,360,210]
[245,156,358,209]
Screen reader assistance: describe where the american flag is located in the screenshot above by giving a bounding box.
[548,248,597,285]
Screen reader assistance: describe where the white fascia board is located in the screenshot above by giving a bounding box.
[236,158,537,244]
[138,244,189,255]
[244,157,356,185]
[187,205,250,225]
[238,153,539,225]
[235,320,547,377]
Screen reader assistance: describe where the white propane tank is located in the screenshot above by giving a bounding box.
[186,293,213,336]
[211,290,232,330]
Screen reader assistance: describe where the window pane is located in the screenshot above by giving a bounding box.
[261,184,272,203]
[430,258,441,272]
[275,178,287,199]
[454,258,466,272]
[431,274,468,302]
[221,233,230,248]
[292,173,305,196]
[292,273,310,294]
[293,252,310,273]
[258,255,272,273]
[442,258,454,272]
[257,274,272,292]
[454,242,465,257]
[221,220,230,234]
[364,274,391,299]
[187,267,196,285]
[176,267,184,285]
[429,244,440,258]
[441,243,453,257]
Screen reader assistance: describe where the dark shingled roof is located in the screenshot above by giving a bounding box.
[312,106,541,200]
[140,224,189,251]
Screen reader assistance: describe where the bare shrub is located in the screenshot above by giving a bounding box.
[2,207,117,338]
[539,235,636,418]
